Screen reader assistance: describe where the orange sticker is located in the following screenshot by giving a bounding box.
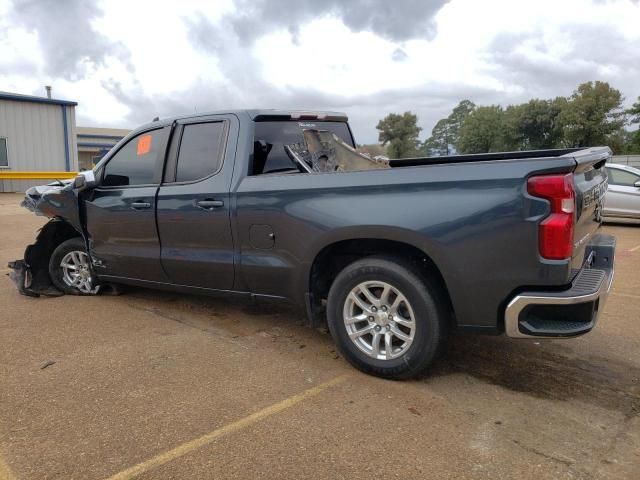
[137,134,152,156]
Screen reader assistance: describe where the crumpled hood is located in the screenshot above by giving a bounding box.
[21,180,82,233]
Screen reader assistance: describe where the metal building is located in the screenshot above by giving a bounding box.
[0,91,78,192]
[76,126,129,170]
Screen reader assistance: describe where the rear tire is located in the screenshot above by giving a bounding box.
[326,256,448,379]
[49,238,99,295]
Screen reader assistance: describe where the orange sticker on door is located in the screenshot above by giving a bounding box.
[137,134,152,156]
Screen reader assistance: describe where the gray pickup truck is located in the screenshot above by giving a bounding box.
[10,110,616,379]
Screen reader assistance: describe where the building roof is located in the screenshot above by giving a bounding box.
[76,126,130,139]
[0,91,77,107]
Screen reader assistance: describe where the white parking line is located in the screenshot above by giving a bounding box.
[629,244,640,252]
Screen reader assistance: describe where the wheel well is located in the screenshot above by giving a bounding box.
[308,239,455,327]
[24,219,83,290]
[37,219,83,256]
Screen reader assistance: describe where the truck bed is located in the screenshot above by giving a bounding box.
[389,148,585,168]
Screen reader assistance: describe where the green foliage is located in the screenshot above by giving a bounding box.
[457,106,505,154]
[376,112,422,159]
[626,96,640,124]
[502,98,565,150]
[422,118,451,155]
[423,100,475,155]
[557,81,625,149]
[377,81,640,156]
[623,130,640,154]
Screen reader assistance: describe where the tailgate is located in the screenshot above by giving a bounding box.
[567,147,611,270]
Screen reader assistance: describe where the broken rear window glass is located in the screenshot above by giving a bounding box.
[252,121,354,175]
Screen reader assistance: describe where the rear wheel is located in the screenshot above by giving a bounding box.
[49,238,99,295]
[326,256,448,379]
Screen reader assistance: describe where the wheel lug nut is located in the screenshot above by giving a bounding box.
[368,316,374,322]
[386,325,391,331]
[375,326,381,331]
[381,306,387,312]
[371,306,377,312]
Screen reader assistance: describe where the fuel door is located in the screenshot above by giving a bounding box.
[249,224,275,249]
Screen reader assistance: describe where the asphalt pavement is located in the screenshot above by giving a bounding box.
[0,192,638,479]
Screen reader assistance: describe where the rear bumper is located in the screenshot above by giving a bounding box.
[504,234,615,339]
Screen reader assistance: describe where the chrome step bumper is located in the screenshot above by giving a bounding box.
[504,234,615,339]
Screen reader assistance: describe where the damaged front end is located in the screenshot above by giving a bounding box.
[7,173,103,297]
[8,219,75,297]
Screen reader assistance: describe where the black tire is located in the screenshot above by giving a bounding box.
[48,238,99,295]
[326,256,449,379]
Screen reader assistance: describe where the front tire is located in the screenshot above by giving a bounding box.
[49,238,99,295]
[326,256,448,379]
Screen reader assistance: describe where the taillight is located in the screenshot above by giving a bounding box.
[527,173,575,260]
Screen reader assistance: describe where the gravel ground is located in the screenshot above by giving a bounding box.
[0,192,638,480]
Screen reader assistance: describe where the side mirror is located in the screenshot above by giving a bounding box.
[634,180,640,188]
[72,170,97,191]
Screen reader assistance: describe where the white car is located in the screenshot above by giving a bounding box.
[603,163,640,219]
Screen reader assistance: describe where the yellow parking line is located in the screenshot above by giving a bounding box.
[629,244,640,252]
[0,452,16,480]
[104,374,351,480]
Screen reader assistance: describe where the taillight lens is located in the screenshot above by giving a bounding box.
[527,173,575,260]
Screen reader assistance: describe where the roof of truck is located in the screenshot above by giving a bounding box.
[134,109,349,132]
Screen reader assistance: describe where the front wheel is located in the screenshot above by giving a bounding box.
[326,256,448,379]
[48,238,100,295]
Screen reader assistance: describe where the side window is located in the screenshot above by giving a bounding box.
[175,122,225,182]
[102,129,164,186]
[0,138,8,167]
[607,167,640,187]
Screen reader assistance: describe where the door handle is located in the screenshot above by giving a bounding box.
[131,201,152,210]
[196,199,224,210]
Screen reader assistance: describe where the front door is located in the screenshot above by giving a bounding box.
[84,127,169,281]
[155,116,237,290]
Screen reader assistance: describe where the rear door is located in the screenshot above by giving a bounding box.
[604,166,640,218]
[85,127,169,281]
[155,115,238,289]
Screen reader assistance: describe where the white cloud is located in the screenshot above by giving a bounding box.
[0,0,638,142]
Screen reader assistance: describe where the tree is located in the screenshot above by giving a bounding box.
[422,100,475,155]
[625,97,640,154]
[457,106,505,154]
[422,118,451,156]
[627,96,640,124]
[502,98,566,150]
[376,112,422,159]
[557,81,626,149]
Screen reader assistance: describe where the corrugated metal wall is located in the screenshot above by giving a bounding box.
[0,99,78,192]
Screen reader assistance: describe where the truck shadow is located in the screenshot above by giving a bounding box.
[119,286,639,417]
[428,334,640,417]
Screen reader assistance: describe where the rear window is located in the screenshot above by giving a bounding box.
[252,121,354,175]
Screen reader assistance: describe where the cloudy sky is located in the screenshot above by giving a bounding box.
[1,0,639,143]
